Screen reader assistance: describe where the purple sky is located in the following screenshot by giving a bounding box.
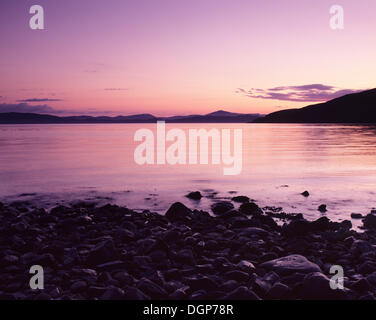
[0,0,375,115]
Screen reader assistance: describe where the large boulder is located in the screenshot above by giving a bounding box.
[239,202,263,216]
[300,272,348,300]
[260,254,322,275]
[231,196,250,203]
[211,201,234,215]
[363,213,376,229]
[185,191,203,200]
[165,202,192,221]
[282,219,312,237]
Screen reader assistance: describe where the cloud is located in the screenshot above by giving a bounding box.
[0,103,58,114]
[0,103,123,116]
[17,98,63,102]
[236,84,362,102]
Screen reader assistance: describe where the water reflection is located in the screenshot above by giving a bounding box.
[1,123,376,226]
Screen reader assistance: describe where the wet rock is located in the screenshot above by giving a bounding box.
[236,227,268,238]
[73,268,97,278]
[366,271,376,285]
[223,286,260,300]
[239,202,263,216]
[113,272,134,286]
[71,280,87,293]
[311,216,331,231]
[358,261,376,274]
[363,213,376,229]
[169,288,188,300]
[49,287,61,299]
[175,249,196,265]
[195,264,215,273]
[220,280,239,292]
[318,204,327,212]
[63,248,80,266]
[97,260,126,272]
[21,252,56,268]
[351,240,375,256]
[224,270,249,282]
[137,278,167,299]
[185,276,218,291]
[253,277,272,296]
[87,286,107,298]
[231,196,250,203]
[344,236,356,246]
[300,272,347,300]
[101,287,125,300]
[34,292,52,300]
[340,220,352,230]
[1,198,376,301]
[260,254,322,275]
[190,290,208,300]
[267,282,291,299]
[165,202,192,221]
[1,255,19,266]
[236,260,256,273]
[211,201,234,215]
[350,278,371,292]
[186,191,203,200]
[133,256,152,270]
[282,219,312,237]
[163,229,181,242]
[149,250,168,263]
[261,252,279,262]
[262,271,280,284]
[86,239,118,266]
[359,293,375,300]
[113,228,135,242]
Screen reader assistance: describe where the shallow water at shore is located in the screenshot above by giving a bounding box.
[1,123,376,227]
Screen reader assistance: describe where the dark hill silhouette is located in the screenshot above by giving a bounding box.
[253,88,376,123]
[0,110,261,124]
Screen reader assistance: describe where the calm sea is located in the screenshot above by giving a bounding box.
[1,123,376,227]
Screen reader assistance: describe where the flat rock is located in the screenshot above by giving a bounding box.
[165,202,192,221]
[260,254,322,275]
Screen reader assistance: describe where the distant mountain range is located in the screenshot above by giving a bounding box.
[0,110,262,124]
[3,88,375,124]
[253,88,376,123]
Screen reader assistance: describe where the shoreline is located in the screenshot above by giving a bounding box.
[1,196,376,300]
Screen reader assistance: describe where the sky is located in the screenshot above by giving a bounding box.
[0,0,375,116]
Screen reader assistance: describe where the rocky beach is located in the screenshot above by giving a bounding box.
[1,195,376,300]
